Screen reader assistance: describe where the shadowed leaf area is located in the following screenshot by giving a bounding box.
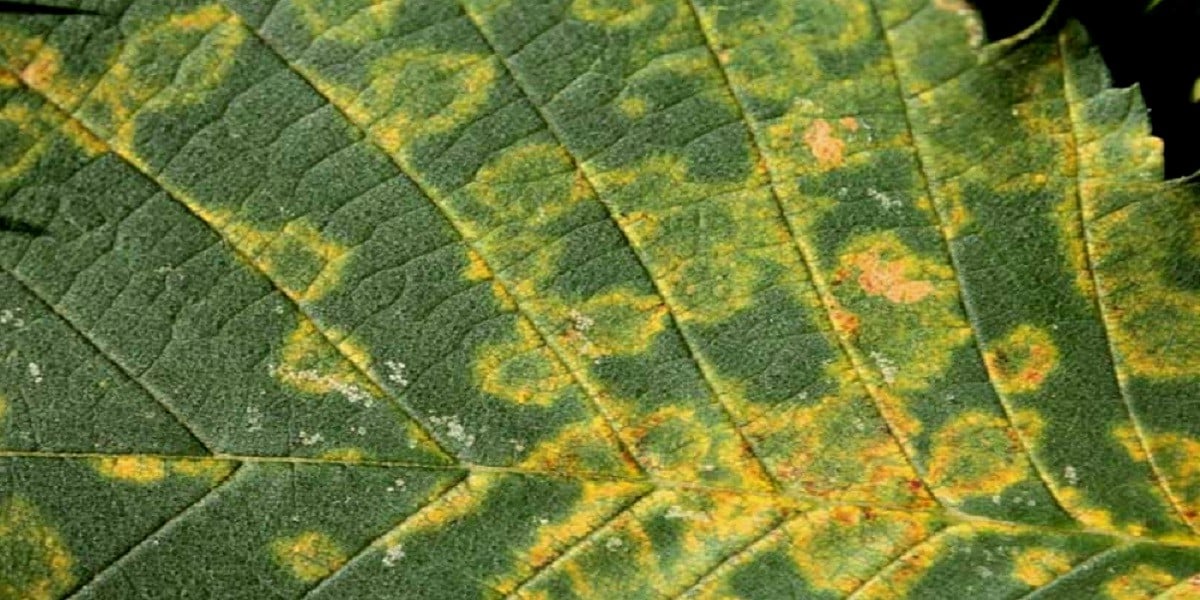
[0,1,1198,598]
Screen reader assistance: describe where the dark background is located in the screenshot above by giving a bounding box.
[976,0,1200,178]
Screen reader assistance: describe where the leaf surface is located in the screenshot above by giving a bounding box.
[0,0,1198,598]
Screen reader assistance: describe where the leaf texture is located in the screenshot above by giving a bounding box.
[0,0,1197,598]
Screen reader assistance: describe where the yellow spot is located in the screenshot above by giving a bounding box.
[933,0,973,11]
[491,480,647,594]
[740,389,930,506]
[803,119,846,169]
[94,455,167,484]
[19,45,61,91]
[618,405,774,492]
[1013,547,1074,587]
[1114,424,1150,463]
[591,154,803,327]
[355,50,498,163]
[618,95,648,119]
[464,249,492,281]
[167,4,227,29]
[852,525,958,600]
[1115,427,1200,528]
[19,6,245,157]
[834,232,969,391]
[0,496,74,600]
[556,289,669,358]
[984,324,1060,394]
[1157,574,1200,599]
[1056,486,1125,534]
[169,458,235,482]
[829,305,862,337]
[318,448,366,462]
[571,0,656,25]
[550,490,786,596]
[0,97,104,180]
[940,181,973,239]
[275,318,381,405]
[517,416,639,476]
[475,318,573,406]
[1103,564,1178,600]
[380,475,492,544]
[272,531,346,583]
[1053,191,1096,299]
[925,411,1028,501]
[786,508,935,594]
[188,207,352,303]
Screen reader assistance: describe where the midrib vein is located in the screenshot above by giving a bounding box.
[3,448,1199,551]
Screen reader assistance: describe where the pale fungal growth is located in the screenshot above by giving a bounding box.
[27,362,43,384]
[384,359,409,388]
[664,506,709,521]
[868,188,901,210]
[245,405,264,432]
[0,308,24,327]
[385,478,406,493]
[430,415,476,449]
[1064,465,1079,486]
[568,310,594,333]
[298,431,324,446]
[270,364,374,407]
[870,351,899,385]
[382,544,405,567]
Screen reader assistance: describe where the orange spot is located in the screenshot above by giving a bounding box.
[839,116,860,132]
[20,49,59,90]
[830,308,861,337]
[803,119,845,169]
[849,251,935,304]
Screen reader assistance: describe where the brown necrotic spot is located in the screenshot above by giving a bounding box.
[925,411,1029,501]
[803,119,847,170]
[983,324,1060,394]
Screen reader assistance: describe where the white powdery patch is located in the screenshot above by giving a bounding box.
[27,362,43,384]
[245,405,265,432]
[1064,465,1079,486]
[382,544,406,567]
[869,351,898,385]
[0,308,25,328]
[664,505,710,521]
[298,430,324,446]
[568,310,595,333]
[270,364,375,407]
[867,187,901,210]
[430,414,475,449]
[384,359,409,388]
[385,478,406,493]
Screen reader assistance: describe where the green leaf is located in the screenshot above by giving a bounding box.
[0,1,1197,598]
